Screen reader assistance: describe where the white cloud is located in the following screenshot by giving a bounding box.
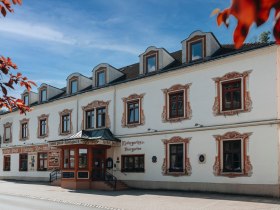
[0,19,76,45]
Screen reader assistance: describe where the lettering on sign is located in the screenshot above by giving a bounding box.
[122,140,144,153]
[2,145,49,154]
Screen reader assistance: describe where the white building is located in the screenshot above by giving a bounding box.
[0,31,279,197]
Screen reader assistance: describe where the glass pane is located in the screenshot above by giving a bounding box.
[5,127,10,140]
[41,90,47,102]
[191,41,202,60]
[97,71,105,86]
[147,56,156,72]
[24,95,29,105]
[233,91,241,109]
[79,149,88,168]
[64,149,69,168]
[134,107,139,122]
[71,80,78,93]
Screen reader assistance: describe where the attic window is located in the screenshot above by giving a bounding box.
[190,40,203,61]
[70,79,78,94]
[23,94,29,105]
[40,88,47,102]
[97,70,106,87]
[146,55,156,72]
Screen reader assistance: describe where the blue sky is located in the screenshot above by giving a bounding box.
[0,0,274,96]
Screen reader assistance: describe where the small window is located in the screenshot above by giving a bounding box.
[38,153,48,171]
[86,110,95,129]
[96,107,106,128]
[169,91,184,118]
[40,89,47,102]
[19,154,28,171]
[97,71,106,87]
[190,40,203,61]
[70,80,78,94]
[146,55,156,73]
[63,149,75,169]
[222,79,242,111]
[3,155,11,171]
[62,115,70,133]
[21,123,28,139]
[40,119,47,136]
[169,144,184,172]
[127,100,139,124]
[4,126,11,143]
[23,95,29,105]
[122,155,144,172]
[78,149,88,169]
[223,140,242,173]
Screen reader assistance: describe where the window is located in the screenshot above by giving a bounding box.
[38,153,48,171]
[213,131,253,177]
[213,71,252,116]
[19,154,28,171]
[40,89,47,102]
[3,155,10,171]
[162,136,191,176]
[37,114,49,138]
[4,126,11,143]
[162,84,191,123]
[190,40,203,61]
[62,115,70,133]
[222,80,242,111]
[169,144,184,172]
[82,100,110,129]
[122,155,144,172]
[169,91,184,118]
[21,123,28,139]
[146,55,156,73]
[223,140,241,173]
[122,94,145,128]
[78,149,88,169]
[97,107,106,128]
[70,79,78,94]
[40,119,47,136]
[23,94,29,105]
[63,149,75,169]
[127,100,139,124]
[97,71,106,86]
[86,110,95,129]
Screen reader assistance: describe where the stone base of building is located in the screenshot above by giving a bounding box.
[123,180,280,198]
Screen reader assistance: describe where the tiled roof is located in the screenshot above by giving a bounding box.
[0,42,275,115]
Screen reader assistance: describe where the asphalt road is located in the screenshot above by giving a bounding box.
[0,194,102,210]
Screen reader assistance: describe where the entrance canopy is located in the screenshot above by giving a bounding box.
[49,128,121,147]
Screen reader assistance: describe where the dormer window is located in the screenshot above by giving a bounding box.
[70,79,78,94]
[97,70,106,87]
[23,94,29,105]
[40,88,47,102]
[190,40,203,61]
[146,55,156,72]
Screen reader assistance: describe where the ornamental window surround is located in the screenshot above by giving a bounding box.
[162,84,192,123]
[212,70,252,116]
[3,122,12,143]
[82,100,111,129]
[213,131,253,177]
[19,118,29,141]
[122,93,145,128]
[59,109,73,135]
[162,136,192,176]
[37,114,49,138]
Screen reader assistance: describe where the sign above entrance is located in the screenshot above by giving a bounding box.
[122,140,144,152]
[49,139,121,147]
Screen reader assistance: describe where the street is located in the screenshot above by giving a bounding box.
[0,194,102,210]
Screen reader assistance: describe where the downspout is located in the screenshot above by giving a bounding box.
[113,85,116,134]
[76,96,79,132]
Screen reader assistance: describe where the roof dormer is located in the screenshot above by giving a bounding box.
[92,63,124,88]
[21,90,38,106]
[66,73,92,95]
[181,30,221,63]
[139,46,175,75]
[38,83,64,103]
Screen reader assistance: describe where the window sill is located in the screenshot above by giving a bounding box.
[121,170,145,173]
[38,135,48,139]
[59,132,71,136]
[165,116,189,123]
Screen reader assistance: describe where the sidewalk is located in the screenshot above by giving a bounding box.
[0,180,279,210]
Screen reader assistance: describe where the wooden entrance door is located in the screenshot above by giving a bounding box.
[92,148,106,180]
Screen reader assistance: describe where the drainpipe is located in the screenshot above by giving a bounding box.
[113,86,116,134]
[76,97,79,132]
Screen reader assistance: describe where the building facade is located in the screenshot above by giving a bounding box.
[0,31,280,196]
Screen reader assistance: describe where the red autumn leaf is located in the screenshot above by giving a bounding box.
[214,0,280,48]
